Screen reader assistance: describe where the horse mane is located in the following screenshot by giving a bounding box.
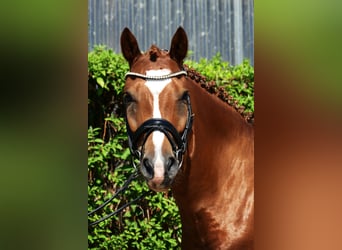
[183,64,254,124]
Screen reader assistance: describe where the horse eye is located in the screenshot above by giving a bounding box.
[180,91,189,103]
[124,92,135,105]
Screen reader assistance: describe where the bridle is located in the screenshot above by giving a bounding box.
[88,70,194,227]
[124,70,194,168]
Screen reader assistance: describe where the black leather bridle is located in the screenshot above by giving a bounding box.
[124,70,194,167]
[88,70,193,227]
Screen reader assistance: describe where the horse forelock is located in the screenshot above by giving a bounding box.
[147,45,162,62]
[131,47,181,74]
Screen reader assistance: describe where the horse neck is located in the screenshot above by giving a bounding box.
[171,79,254,247]
[186,78,253,157]
[172,78,254,204]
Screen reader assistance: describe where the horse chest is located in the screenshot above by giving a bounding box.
[178,202,253,249]
[174,172,254,249]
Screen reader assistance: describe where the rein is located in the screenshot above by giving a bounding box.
[88,170,151,227]
[124,70,194,167]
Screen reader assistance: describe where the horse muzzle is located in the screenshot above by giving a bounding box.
[140,149,181,191]
[125,117,192,190]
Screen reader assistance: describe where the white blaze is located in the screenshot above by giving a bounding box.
[145,69,171,178]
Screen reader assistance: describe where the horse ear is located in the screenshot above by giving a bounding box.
[169,27,188,66]
[120,27,141,67]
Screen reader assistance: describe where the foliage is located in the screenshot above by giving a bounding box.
[88,45,127,93]
[88,46,254,249]
[185,53,254,117]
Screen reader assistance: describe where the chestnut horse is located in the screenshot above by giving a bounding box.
[121,27,254,250]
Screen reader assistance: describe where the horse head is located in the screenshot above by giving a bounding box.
[121,27,193,192]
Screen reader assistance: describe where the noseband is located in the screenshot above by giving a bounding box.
[124,70,194,167]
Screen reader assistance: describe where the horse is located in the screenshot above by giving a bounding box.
[120,27,254,250]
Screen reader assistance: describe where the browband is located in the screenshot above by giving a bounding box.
[125,70,187,80]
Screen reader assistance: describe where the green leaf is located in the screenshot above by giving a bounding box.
[96,77,105,88]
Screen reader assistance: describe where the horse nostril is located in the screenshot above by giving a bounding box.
[142,158,154,179]
[166,157,176,171]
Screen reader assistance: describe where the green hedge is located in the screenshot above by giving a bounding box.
[88,46,254,249]
[185,54,254,121]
